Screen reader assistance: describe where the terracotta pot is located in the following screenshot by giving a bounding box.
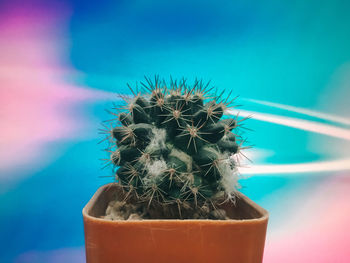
[83,183,268,263]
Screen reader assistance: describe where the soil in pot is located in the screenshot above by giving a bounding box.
[100,184,263,221]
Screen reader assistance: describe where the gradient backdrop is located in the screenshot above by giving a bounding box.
[1,0,350,262]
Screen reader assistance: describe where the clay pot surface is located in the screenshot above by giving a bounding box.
[83,183,268,263]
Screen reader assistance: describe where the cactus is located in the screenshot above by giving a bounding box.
[102,77,248,219]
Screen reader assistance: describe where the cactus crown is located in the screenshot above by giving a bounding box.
[103,77,247,219]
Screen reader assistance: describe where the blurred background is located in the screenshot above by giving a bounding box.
[1,0,350,262]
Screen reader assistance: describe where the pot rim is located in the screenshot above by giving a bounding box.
[83,183,269,224]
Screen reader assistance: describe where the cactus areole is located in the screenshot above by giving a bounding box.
[102,77,248,219]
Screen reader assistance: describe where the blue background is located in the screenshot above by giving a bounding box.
[0,0,350,262]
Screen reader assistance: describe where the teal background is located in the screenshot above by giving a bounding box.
[0,0,349,262]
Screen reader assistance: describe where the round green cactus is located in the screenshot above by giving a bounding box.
[103,77,247,219]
